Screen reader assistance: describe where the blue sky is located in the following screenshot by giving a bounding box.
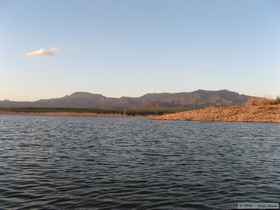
[1,0,279,100]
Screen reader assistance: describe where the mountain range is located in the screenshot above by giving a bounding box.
[0,90,252,111]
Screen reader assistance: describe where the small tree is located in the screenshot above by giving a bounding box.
[276,96,280,104]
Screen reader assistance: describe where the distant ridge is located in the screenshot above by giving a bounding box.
[0,90,253,110]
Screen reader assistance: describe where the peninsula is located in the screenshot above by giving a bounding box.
[151,99,280,123]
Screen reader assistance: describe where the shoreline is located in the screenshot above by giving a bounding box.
[151,118,280,124]
[0,111,127,118]
[1,101,280,124]
[150,102,280,123]
[0,111,279,124]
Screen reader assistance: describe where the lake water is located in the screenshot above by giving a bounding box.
[0,116,280,210]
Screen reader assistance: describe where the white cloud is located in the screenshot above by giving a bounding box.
[26,48,59,57]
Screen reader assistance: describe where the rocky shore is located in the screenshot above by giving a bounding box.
[151,99,280,123]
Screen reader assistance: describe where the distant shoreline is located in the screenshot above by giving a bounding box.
[0,109,169,118]
[0,111,127,118]
[0,107,184,117]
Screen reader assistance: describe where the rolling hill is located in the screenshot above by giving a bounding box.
[0,90,252,111]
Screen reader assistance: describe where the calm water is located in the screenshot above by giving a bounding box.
[0,116,280,210]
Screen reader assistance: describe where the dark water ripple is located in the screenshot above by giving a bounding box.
[0,116,280,209]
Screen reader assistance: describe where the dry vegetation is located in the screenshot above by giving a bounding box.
[151,98,280,123]
[271,97,280,105]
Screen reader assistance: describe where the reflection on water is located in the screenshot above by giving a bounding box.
[0,116,280,209]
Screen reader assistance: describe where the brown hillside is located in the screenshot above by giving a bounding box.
[151,99,280,123]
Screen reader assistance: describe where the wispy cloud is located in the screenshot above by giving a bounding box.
[26,48,59,57]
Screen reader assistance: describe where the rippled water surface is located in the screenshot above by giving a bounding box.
[0,116,280,209]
